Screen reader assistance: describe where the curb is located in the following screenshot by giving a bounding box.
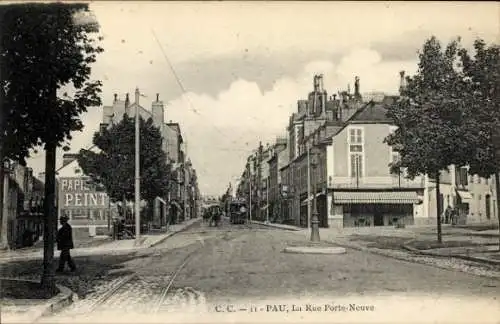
[402,239,500,266]
[0,277,74,323]
[323,238,500,279]
[149,218,202,248]
[38,284,74,319]
[250,220,301,231]
[283,246,347,255]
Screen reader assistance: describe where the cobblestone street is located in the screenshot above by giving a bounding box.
[27,219,499,323]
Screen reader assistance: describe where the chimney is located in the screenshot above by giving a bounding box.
[347,83,351,94]
[318,74,324,91]
[399,71,406,93]
[113,93,118,102]
[354,76,360,96]
[152,93,165,126]
[332,94,337,101]
[313,75,320,92]
[135,87,140,105]
[125,93,130,108]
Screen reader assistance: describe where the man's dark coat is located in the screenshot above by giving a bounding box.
[56,223,74,251]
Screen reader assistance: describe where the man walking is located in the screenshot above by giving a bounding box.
[56,215,76,273]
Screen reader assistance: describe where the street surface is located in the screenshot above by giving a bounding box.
[34,219,499,323]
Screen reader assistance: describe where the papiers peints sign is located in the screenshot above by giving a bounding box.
[59,177,111,225]
[59,177,109,208]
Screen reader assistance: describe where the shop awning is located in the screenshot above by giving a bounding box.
[456,190,472,202]
[333,191,420,204]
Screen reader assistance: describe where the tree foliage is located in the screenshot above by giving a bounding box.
[385,36,472,178]
[0,3,103,164]
[459,39,500,247]
[458,39,500,178]
[78,115,172,203]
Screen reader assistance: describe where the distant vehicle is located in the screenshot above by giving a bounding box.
[229,200,247,224]
[204,204,221,227]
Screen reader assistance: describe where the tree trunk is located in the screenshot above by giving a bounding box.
[435,171,442,243]
[495,172,500,251]
[0,163,7,250]
[41,141,57,294]
[0,21,6,249]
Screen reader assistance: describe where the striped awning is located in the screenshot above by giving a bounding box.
[333,191,420,204]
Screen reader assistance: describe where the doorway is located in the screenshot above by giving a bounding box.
[374,211,384,226]
[485,194,491,219]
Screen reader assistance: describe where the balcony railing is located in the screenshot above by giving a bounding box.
[327,176,425,189]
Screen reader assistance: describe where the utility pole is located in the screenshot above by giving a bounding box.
[134,87,141,245]
[307,144,311,229]
[266,177,269,224]
[184,140,188,221]
[249,178,252,222]
[310,150,320,242]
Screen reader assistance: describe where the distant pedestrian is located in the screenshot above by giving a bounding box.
[451,207,459,225]
[56,215,76,273]
[445,206,452,224]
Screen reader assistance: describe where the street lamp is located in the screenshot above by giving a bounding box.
[134,87,141,245]
[310,151,320,242]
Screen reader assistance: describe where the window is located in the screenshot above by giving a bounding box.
[388,126,401,176]
[348,127,364,178]
[456,167,468,187]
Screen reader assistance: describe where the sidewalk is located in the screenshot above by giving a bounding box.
[1,279,74,324]
[0,218,201,324]
[0,218,201,263]
[253,220,500,277]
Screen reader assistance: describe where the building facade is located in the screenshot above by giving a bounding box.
[1,162,45,249]
[236,73,499,228]
[56,88,199,234]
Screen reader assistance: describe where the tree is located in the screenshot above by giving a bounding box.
[0,3,103,293]
[385,36,471,243]
[458,39,500,248]
[78,114,171,216]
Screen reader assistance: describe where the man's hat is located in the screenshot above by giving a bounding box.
[60,215,69,221]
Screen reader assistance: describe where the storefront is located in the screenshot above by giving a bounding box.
[332,190,420,227]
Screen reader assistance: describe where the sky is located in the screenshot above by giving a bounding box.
[26,1,499,196]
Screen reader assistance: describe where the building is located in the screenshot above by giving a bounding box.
[286,75,363,227]
[56,153,115,237]
[56,88,200,234]
[236,73,499,228]
[426,165,498,225]
[1,161,45,249]
[267,137,288,223]
[319,97,424,228]
[102,89,200,225]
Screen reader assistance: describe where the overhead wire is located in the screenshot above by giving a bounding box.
[150,28,267,152]
[150,28,259,182]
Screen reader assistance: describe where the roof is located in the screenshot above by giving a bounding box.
[328,96,397,138]
[348,96,396,124]
[166,123,183,143]
[56,146,100,175]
